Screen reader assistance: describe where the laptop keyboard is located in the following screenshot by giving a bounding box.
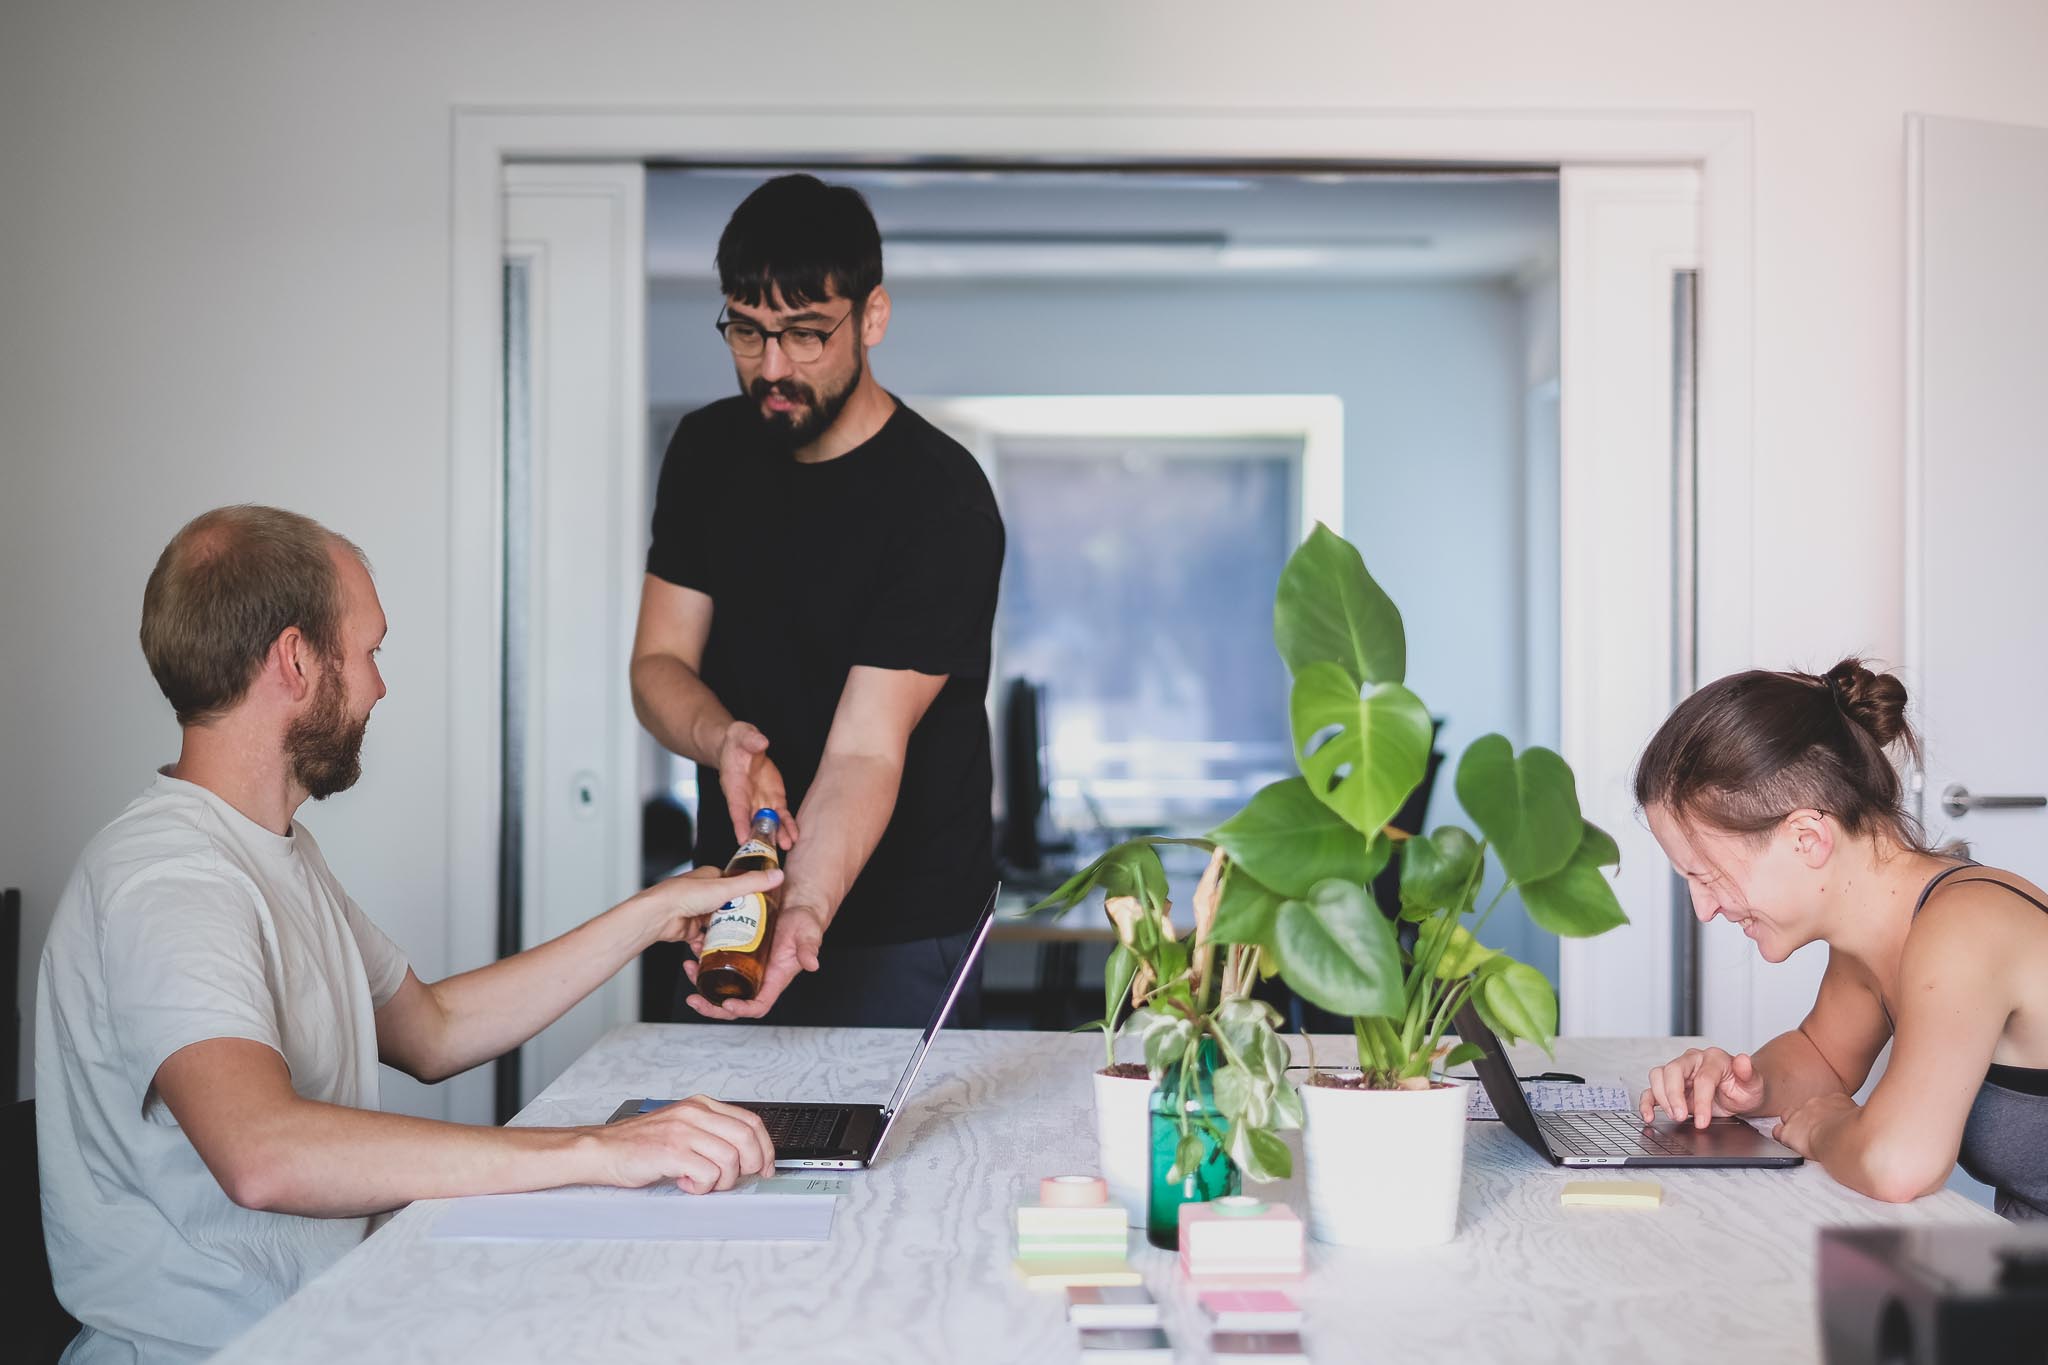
[750,1104,853,1153]
[1537,1109,1692,1158]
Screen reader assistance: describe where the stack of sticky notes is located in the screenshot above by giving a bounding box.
[1069,1284,1170,1358]
[1067,1286,1161,1330]
[1178,1197,1305,1286]
[1012,1175,1138,1289]
[1201,1289,1308,1360]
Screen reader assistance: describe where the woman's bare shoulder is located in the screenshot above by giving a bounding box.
[1908,864,2048,957]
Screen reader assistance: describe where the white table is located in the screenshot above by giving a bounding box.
[213,1027,1999,1365]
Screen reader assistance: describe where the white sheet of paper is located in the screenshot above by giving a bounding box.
[1466,1082,1632,1121]
[427,1191,836,1242]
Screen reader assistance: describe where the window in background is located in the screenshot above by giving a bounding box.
[993,433,1302,847]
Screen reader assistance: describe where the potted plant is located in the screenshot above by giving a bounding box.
[1078,906,1151,1227]
[1035,840,1300,1248]
[1036,525,1627,1248]
[1204,525,1627,1246]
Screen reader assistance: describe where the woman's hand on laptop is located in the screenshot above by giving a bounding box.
[1639,1047,1764,1128]
[591,1095,776,1193]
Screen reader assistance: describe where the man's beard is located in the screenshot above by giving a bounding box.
[746,347,862,452]
[285,659,368,800]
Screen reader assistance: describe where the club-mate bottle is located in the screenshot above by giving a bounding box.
[696,809,782,1002]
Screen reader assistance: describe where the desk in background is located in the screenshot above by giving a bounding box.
[213,1028,2000,1365]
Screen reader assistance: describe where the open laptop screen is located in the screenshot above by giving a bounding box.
[1452,1002,1553,1157]
[871,885,1000,1157]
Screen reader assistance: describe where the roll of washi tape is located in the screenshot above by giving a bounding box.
[1039,1174,1110,1207]
[1213,1196,1270,1217]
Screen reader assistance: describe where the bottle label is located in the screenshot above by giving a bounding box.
[731,839,774,862]
[703,894,767,954]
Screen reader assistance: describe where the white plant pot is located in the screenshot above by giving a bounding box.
[1091,1068,1155,1228]
[1301,1075,1467,1247]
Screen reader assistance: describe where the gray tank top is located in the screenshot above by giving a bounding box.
[1908,864,2048,1221]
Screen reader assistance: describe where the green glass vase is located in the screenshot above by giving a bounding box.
[1146,1037,1241,1249]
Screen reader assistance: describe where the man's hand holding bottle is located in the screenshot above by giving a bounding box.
[716,721,798,849]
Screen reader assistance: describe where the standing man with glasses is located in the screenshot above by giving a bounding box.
[631,174,1005,1027]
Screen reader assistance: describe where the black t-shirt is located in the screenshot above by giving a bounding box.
[647,396,1004,945]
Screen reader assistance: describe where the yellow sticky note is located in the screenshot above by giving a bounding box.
[1561,1179,1663,1208]
[1011,1257,1143,1290]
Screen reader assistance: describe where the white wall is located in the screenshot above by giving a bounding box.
[8,1,2048,1102]
[655,273,1550,973]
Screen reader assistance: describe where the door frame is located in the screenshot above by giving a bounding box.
[444,106,1755,1122]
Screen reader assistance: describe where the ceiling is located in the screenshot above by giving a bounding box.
[646,166,1559,285]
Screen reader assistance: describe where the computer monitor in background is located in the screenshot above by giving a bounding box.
[998,676,1049,871]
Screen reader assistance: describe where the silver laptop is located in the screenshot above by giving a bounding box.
[1457,1004,1803,1168]
[609,885,998,1170]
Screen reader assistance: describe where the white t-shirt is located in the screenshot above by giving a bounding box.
[35,772,410,1365]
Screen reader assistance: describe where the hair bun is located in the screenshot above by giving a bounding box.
[1824,658,1910,747]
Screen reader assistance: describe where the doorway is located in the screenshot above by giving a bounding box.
[449,108,1750,1125]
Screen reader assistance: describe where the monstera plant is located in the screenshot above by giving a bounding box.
[1035,523,1629,1247]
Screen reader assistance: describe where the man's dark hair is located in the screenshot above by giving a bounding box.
[716,174,883,310]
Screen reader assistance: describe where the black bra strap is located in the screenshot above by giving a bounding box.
[1944,877,2048,917]
[1911,862,1981,918]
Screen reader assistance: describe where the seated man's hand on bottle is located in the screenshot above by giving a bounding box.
[684,901,827,1021]
[639,864,784,954]
[590,1095,776,1194]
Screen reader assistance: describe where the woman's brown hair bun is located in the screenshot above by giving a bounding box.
[1823,657,1912,750]
[1634,658,1926,850]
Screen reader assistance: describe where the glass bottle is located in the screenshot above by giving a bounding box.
[696,809,782,1002]
[1146,1037,1241,1249]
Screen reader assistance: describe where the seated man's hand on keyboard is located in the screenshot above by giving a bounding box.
[590,1095,776,1193]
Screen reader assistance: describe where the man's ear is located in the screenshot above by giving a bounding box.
[270,627,317,704]
[860,285,891,347]
[1784,809,1834,868]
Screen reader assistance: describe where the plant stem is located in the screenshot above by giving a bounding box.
[1423,979,1474,1064]
[1473,880,1513,934]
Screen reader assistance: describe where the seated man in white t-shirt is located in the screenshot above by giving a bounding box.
[35,505,778,1365]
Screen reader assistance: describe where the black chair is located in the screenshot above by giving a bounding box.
[4,886,20,1103]
[5,1099,83,1363]
[638,794,698,1024]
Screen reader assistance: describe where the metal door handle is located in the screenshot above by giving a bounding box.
[1941,784,2048,818]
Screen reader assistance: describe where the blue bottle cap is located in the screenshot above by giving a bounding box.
[754,808,780,824]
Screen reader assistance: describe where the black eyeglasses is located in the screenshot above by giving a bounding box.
[714,307,853,362]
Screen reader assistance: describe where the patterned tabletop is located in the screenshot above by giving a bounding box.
[210,1025,1999,1365]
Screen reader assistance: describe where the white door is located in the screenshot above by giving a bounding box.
[1554,166,1701,1037]
[1908,117,2048,872]
[502,163,647,1110]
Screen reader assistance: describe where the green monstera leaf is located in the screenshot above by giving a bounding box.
[1476,959,1560,1050]
[1208,863,1285,948]
[1271,879,1403,1019]
[1210,777,1388,899]
[1290,662,1433,836]
[1026,836,1212,918]
[1520,820,1630,938]
[1453,735,1585,885]
[1274,522,1406,685]
[1428,922,1500,980]
[1398,825,1485,919]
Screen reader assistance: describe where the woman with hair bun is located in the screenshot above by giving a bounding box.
[1633,658,2048,1218]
